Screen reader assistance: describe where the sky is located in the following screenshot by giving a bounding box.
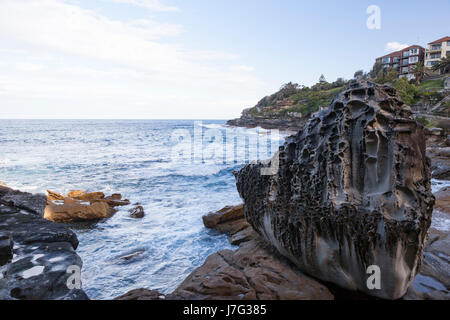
[0,0,448,119]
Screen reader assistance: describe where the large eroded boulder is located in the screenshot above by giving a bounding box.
[235,81,435,299]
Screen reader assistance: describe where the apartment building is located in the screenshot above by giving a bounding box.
[425,36,450,73]
[376,45,425,80]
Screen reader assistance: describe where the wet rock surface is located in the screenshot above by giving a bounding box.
[0,187,88,300]
[404,230,450,300]
[0,185,46,216]
[235,81,434,299]
[129,205,145,218]
[115,288,166,300]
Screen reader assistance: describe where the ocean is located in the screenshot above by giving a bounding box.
[0,119,285,299]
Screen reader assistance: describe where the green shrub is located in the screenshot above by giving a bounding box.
[394,78,418,105]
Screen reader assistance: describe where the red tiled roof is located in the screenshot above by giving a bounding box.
[376,45,424,60]
[401,45,425,51]
[428,36,450,45]
[376,50,402,60]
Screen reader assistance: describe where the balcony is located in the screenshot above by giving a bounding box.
[428,46,442,52]
[428,53,441,60]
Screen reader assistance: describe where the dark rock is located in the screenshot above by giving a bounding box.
[227,117,303,132]
[234,81,434,299]
[434,187,450,214]
[0,185,46,216]
[115,249,145,263]
[0,207,88,300]
[432,166,450,180]
[129,205,144,218]
[404,231,450,300]
[0,236,13,265]
[114,288,165,300]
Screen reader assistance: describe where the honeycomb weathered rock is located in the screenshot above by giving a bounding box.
[235,81,435,299]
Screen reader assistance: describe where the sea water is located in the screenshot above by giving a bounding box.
[0,119,284,299]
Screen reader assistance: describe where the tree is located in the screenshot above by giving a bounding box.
[395,77,418,106]
[278,82,301,97]
[369,61,383,79]
[410,62,429,84]
[334,77,346,87]
[354,70,364,79]
[432,55,450,75]
[319,74,327,84]
[385,67,398,83]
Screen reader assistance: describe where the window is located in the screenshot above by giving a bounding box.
[430,53,441,59]
[409,56,418,64]
[403,51,409,57]
[393,57,399,62]
[382,57,390,63]
[402,67,409,73]
[410,48,419,55]
[427,61,438,66]
[431,44,442,50]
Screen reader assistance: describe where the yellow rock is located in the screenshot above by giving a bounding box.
[44,200,114,223]
[47,190,65,201]
[67,190,105,201]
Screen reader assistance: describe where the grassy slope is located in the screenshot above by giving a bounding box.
[246,85,345,119]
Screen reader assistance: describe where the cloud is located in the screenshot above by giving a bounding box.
[16,62,45,72]
[0,0,266,119]
[385,42,409,52]
[103,0,179,12]
[231,65,254,72]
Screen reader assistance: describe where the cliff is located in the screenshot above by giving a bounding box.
[227,81,346,130]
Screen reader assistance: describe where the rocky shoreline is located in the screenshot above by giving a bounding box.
[1,81,449,300]
[117,82,450,301]
[0,185,88,300]
[226,116,305,132]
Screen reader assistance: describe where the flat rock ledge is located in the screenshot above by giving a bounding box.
[0,185,88,300]
[116,204,334,300]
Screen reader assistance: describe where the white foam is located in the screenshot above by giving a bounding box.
[431,210,450,231]
[431,179,450,193]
